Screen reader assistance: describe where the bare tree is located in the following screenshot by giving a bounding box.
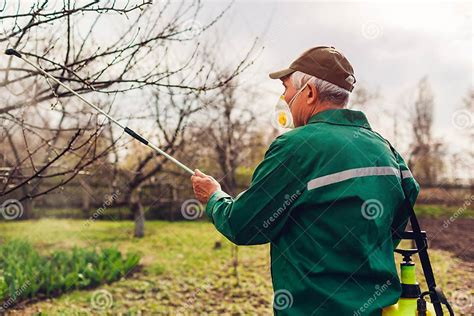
[1,112,115,218]
[121,86,206,237]
[457,88,474,184]
[197,76,262,195]
[0,0,157,216]
[118,37,259,237]
[0,1,257,226]
[189,73,265,284]
[347,85,379,109]
[408,77,445,185]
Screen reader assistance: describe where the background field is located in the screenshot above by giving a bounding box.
[1,208,473,315]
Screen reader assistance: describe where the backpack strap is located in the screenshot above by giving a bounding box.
[384,140,446,315]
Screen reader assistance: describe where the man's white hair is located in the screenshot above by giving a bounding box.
[290,71,350,107]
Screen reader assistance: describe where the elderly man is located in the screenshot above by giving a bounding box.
[191,46,419,315]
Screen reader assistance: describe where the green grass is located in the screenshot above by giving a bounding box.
[0,219,470,315]
[415,204,474,219]
[0,220,272,314]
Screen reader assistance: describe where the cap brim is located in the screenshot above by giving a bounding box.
[269,68,295,79]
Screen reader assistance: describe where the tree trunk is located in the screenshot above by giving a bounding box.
[21,185,34,219]
[22,198,34,220]
[80,179,91,213]
[129,191,145,238]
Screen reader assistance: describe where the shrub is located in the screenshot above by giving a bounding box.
[0,240,140,308]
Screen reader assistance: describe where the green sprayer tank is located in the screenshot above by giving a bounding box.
[382,250,436,316]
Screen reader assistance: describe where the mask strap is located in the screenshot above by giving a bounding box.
[288,83,308,108]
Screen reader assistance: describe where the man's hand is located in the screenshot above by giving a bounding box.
[191,169,221,204]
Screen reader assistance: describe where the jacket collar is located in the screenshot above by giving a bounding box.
[307,109,372,129]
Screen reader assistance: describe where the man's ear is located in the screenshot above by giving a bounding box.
[306,84,318,105]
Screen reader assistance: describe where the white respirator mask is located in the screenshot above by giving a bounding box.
[272,83,307,129]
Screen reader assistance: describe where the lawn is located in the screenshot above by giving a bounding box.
[0,218,471,315]
[415,204,474,219]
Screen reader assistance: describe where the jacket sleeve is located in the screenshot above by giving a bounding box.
[391,149,420,248]
[205,134,305,245]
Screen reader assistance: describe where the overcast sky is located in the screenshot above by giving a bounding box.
[2,0,471,161]
[196,0,472,155]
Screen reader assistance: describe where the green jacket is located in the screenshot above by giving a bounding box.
[206,109,419,316]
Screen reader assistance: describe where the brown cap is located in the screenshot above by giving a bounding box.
[269,46,356,92]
